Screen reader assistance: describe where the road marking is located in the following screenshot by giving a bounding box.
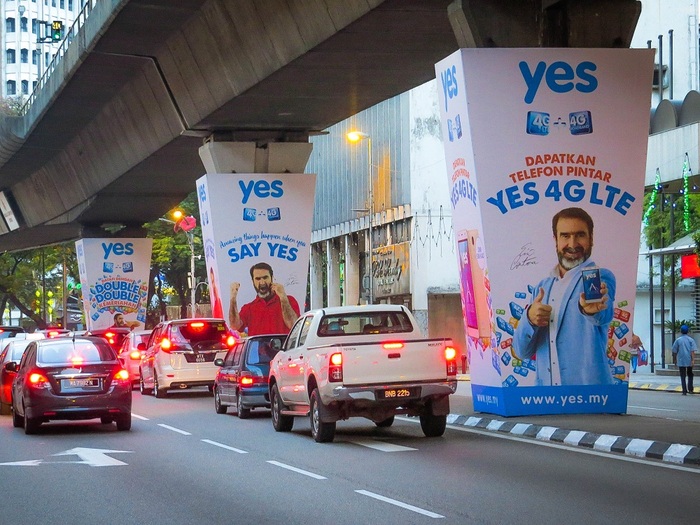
[158,424,191,435]
[132,413,149,420]
[201,439,247,454]
[628,405,677,412]
[53,447,132,467]
[349,439,417,452]
[355,490,444,518]
[0,460,42,466]
[266,460,326,479]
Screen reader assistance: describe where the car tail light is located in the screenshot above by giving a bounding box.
[239,370,265,388]
[225,334,237,347]
[129,350,141,360]
[71,356,84,366]
[329,352,343,382]
[47,330,61,338]
[113,369,130,385]
[382,342,404,350]
[104,331,118,345]
[189,321,205,330]
[160,337,172,353]
[29,372,50,389]
[445,346,458,377]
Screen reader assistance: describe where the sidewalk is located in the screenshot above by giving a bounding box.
[448,371,700,466]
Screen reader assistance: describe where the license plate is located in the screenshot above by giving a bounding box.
[377,387,420,400]
[62,378,100,389]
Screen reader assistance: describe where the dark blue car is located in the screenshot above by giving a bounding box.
[213,334,285,419]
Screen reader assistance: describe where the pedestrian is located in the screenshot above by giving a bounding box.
[629,334,643,373]
[671,324,696,395]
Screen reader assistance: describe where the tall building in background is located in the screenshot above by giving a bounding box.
[1,0,83,100]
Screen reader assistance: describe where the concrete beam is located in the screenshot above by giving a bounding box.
[448,0,641,48]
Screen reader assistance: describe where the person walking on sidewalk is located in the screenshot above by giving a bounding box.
[629,334,643,373]
[672,324,696,395]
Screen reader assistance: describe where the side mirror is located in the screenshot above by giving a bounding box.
[5,361,18,372]
[214,358,224,367]
[137,342,146,351]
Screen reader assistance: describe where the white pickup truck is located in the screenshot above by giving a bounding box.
[268,304,458,442]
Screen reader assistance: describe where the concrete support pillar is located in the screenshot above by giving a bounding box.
[198,140,313,174]
[326,239,341,307]
[344,233,360,306]
[448,0,641,48]
[310,243,325,310]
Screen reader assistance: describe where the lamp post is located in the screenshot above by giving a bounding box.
[161,211,198,318]
[347,131,374,304]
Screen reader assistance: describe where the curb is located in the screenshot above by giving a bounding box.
[446,414,700,466]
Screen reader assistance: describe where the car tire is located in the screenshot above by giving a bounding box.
[214,386,227,414]
[375,415,395,428]
[419,413,447,437]
[0,401,11,415]
[139,371,153,396]
[12,404,23,428]
[116,413,132,431]
[154,373,167,398]
[23,406,40,435]
[270,383,293,432]
[310,388,335,443]
[237,390,251,419]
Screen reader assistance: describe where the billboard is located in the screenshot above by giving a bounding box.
[75,238,152,330]
[436,48,654,416]
[196,173,316,336]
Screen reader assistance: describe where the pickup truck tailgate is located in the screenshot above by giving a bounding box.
[338,340,448,385]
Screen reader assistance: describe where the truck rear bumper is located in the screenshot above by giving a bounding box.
[328,380,457,403]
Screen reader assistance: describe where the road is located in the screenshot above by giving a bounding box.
[0,389,698,525]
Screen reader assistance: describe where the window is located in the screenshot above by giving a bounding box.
[60,0,65,8]
[32,19,38,34]
[6,81,17,96]
[6,49,16,64]
[21,81,29,95]
[32,50,39,65]
[20,17,28,32]
[6,18,16,33]
[69,0,73,10]
[21,49,29,64]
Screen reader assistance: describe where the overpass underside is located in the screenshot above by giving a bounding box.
[0,0,641,252]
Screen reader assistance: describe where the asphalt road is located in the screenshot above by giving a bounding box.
[0,388,698,524]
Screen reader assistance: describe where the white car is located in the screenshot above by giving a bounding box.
[117,329,153,387]
[139,319,235,398]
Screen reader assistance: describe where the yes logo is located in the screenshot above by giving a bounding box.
[440,64,459,111]
[198,182,207,203]
[519,60,598,104]
[238,179,284,205]
[101,242,134,260]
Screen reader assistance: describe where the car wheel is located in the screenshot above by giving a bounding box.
[375,415,395,428]
[310,388,335,443]
[23,406,40,435]
[419,413,447,437]
[100,416,113,425]
[270,383,293,432]
[139,371,152,395]
[154,373,167,398]
[12,404,23,428]
[0,401,11,415]
[214,386,227,414]
[237,389,251,419]
[116,413,132,431]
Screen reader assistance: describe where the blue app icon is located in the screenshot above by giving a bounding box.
[122,261,134,273]
[569,110,593,135]
[267,207,281,221]
[526,111,550,135]
[103,262,114,273]
[243,208,257,222]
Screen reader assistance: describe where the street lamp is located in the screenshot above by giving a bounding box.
[347,130,374,304]
[161,211,198,318]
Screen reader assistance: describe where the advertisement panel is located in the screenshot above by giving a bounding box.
[436,48,654,416]
[75,238,153,330]
[196,173,316,336]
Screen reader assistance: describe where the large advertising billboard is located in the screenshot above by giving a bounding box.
[75,238,153,330]
[196,173,316,336]
[436,48,654,416]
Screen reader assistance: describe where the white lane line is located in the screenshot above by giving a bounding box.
[201,439,247,454]
[157,424,191,435]
[132,413,149,420]
[349,440,417,452]
[266,460,327,479]
[355,490,444,519]
[628,405,677,412]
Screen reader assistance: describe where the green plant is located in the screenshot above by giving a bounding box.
[664,319,695,332]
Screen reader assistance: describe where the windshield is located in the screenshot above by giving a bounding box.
[246,337,284,365]
[318,311,414,337]
[37,340,116,365]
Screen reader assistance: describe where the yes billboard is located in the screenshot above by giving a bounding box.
[75,238,153,330]
[196,173,316,336]
[436,49,654,416]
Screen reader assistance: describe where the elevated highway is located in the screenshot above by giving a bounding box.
[0,0,641,252]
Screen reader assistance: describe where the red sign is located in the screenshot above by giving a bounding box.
[681,254,700,279]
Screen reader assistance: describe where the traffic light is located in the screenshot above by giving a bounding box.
[51,21,63,42]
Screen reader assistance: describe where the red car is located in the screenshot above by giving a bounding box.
[0,338,38,415]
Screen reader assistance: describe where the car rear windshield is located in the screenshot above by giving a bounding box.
[171,321,228,344]
[318,311,414,337]
[246,337,285,365]
[38,340,117,365]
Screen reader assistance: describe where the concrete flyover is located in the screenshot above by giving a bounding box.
[0,0,641,252]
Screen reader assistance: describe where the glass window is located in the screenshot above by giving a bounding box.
[60,0,65,8]
[32,49,39,65]
[7,49,16,64]
[20,17,28,32]
[297,317,313,346]
[6,81,16,95]
[21,81,28,95]
[283,317,305,350]
[318,311,414,337]
[38,340,116,364]
[32,19,37,34]
[6,18,16,33]
[21,49,28,63]
[172,320,228,344]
